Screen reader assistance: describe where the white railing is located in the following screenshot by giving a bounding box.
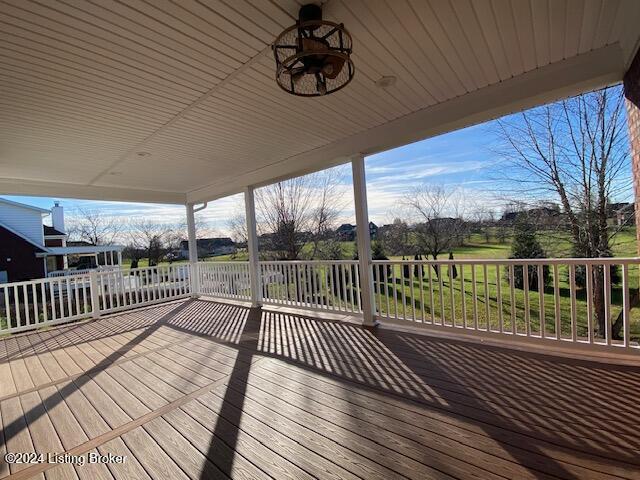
[1,274,94,334]
[198,262,251,301]
[4,256,640,356]
[372,258,640,351]
[47,265,120,278]
[259,260,362,313]
[96,264,191,314]
[0,264,191,334]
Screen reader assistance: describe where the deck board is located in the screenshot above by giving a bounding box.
[19,391,77,480]
[259,359,637,478]
[0,298,639,479]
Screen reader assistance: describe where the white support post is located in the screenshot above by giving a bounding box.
[117,251,122,267]
[186,203,200,297]
[244,186,261,307]
[352,154,377,327]
[62,238,69,269]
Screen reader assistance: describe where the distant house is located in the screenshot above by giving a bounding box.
[179,237,236,258]
[608,202,635,226]
[369,222,379,240]
[0,198,123,283]
[336,222,378,241]
[336,223,356,241]
[501,206,561,224]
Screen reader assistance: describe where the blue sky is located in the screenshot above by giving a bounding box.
[3,111,632,235]
[365,123,500,222]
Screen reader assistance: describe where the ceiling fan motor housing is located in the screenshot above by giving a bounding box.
[273,3,354,97]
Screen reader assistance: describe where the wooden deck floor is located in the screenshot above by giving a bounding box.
[0,299,639,480]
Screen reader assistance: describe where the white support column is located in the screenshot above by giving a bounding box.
[186,203,199,297]
[62,238,69,269]
[117,251,122,267]
[244,186,261,307]
[352,154,377,327]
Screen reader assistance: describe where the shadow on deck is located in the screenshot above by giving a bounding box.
[0,298,638,479]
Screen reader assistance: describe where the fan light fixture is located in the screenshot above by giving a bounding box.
[273,4,354,97]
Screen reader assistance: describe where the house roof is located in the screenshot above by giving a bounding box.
[0,2,638,204]
[36,245,124,257]
[337,224,355,231]
[67,240,93,247]
[0,197,50,214]
[43,225,66,237]
[181,238,235,249]
[0,222,46,251]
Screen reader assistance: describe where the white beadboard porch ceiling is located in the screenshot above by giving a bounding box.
[1,0,640,204]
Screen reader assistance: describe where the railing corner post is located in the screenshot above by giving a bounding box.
[89,270,101,319]
[190,261,200,298]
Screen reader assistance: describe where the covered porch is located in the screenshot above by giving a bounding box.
[3,0,640,478]
[1,298,638,480]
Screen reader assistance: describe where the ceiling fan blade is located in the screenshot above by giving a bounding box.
[283,66,306,76]
[322,56,345,79]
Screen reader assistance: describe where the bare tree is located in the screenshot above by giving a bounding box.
[308,169,348,259]
[404,185,467,263]
[127,219,171,266]
[378,218,411,256]
[495,85,631,337]
[471,206,495,243]
[256,167,346,260]
[227,212,248,245]
[66,208,121,245]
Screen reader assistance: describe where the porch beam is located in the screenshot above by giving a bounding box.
[244,186,261,307]
[351,154,377,327]
[0,178,185,204]
[186,203,199,296]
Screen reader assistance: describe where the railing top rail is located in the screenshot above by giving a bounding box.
[200,261,248,265]
[372,257,640,266]
[1,272,91,288]
[95,264,187,276]
[259,260,359,265]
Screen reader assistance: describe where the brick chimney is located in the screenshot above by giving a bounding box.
[51,201,65,234]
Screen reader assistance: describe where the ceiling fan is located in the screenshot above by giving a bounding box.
[273,3,354,97]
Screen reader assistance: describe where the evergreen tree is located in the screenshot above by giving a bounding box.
[372,241,391,290]
[449,252,457,280]
[508,215,549,290]
[402,256,411,281]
